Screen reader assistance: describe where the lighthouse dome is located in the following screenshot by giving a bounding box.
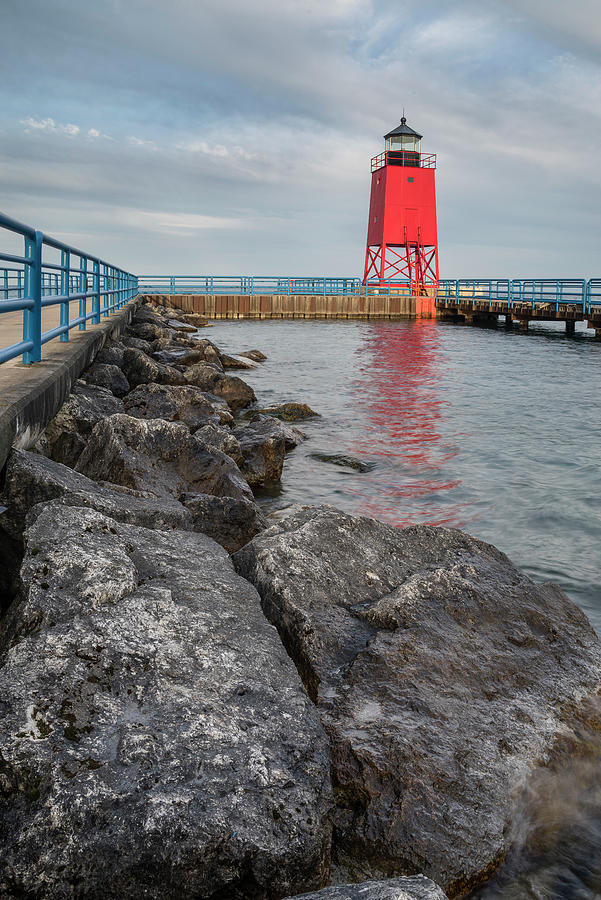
[384,117,422,153]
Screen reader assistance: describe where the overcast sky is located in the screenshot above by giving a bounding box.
[1,0,600,276]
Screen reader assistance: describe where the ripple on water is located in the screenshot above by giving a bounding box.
[208,316,601,633]
[208,315,601,895]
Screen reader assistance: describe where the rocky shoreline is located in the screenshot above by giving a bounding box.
[1,299,600,899]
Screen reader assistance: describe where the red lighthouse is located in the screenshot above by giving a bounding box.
[363,117,438,304]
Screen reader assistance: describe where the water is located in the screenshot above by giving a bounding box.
[209,316,601,633]
[207,315,601,897]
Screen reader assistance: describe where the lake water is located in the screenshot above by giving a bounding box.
[208,316,601,635]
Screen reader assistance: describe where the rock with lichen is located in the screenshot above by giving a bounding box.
[0,503,333,899]
[234,505,601,897]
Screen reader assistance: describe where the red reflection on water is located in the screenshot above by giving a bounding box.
[348,319,470,529]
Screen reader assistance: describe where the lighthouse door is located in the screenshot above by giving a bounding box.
[405,208,419,243]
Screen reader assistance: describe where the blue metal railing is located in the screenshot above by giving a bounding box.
[586,279,601,308]
[0,211,138,365]
[137,275,413,296]
[436,278,601,315]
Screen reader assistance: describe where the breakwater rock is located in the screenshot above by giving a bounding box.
[0,503,333,898]
[76,414,254,502]
[234,506,601,896]
[1,298,600,898]
[285,875,447,899]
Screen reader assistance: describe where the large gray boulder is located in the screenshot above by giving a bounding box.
[125,320,168,342]
[94,339,126,368]
[153,339,222,370]
[249,402,319,422]
[241,413,306,451]
[0,503,333,898]
[182,492,267,554]
[233,506,601,897]
[182,362,222,391]
[285,876,447,900]
[121,334,154,354]
[177,312,210,328]
[239,349,267,362]
[201,391,235,425]
[131,305,168,327]
[82,362,130,397]
[41,381,124,468]
[221,353,259,370]
[195,423,243,466]
[153,347,211,368]
[123,383,222,430]
[121,347,186,389]
[76,414,253,502]
[0,450,191,538]
[185,364,256,411]
[167,317,197,333]
[234,415,288,486]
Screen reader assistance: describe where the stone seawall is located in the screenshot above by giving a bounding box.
[144,292,435,319]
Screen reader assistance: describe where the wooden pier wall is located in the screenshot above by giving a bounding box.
[143,293,434,320]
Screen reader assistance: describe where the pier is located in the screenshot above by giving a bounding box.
[137,275,434,320]
[436,278,601,337]
[2,211,601,402]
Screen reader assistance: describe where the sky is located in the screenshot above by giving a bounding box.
[1,0,600,277]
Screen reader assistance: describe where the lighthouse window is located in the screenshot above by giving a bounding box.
[374,216,378,223]
[407,177,415,183]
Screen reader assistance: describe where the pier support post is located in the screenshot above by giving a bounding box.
[504,313,513,327]
[519,319,529,332]
[566,320,575,336]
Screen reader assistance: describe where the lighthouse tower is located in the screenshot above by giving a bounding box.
[363,117,438,302]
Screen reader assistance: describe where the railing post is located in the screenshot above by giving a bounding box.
[60,249,70,341]
[23,230,42,364]
[170,275,175,294]
[3,269,7,300]
[92,260,100,324]
[102,265,109,316]
[79,257,87,329]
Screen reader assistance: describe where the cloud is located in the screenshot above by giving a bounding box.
[501,0,601,58]
[3,0,601,275]
[21,117,80,136]
[412,11,493,51]
[175,140,255,161]
[127,136,158,150]
[119,209,246,236]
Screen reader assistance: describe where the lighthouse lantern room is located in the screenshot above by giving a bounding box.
[363,116,439,298]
